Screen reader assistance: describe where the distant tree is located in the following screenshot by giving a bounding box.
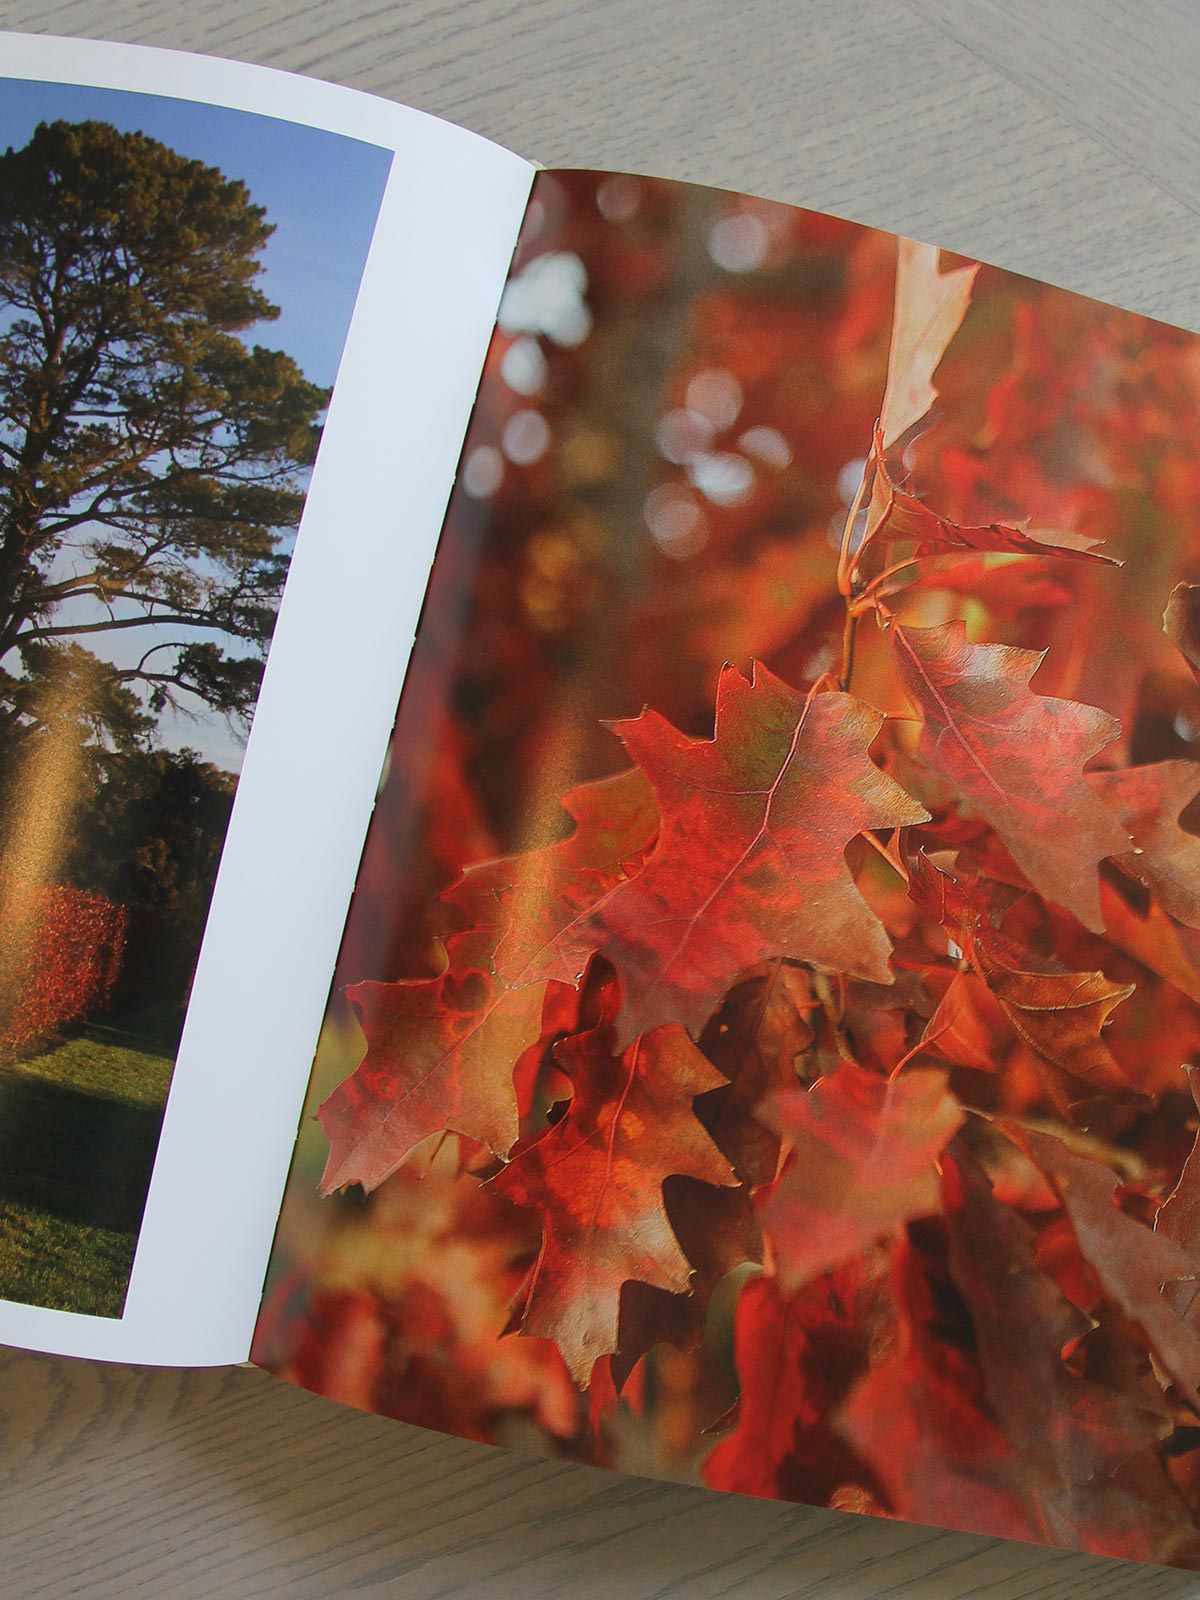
[0,118,329,758]
[69,743,237,1006]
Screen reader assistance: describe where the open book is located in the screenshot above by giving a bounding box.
[5,29,1200,1574]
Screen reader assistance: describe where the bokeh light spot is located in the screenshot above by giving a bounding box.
[707,213,769,273]
[644,483,709,559]
[500,336,549,396]
[503,409,551,466]
[462,444,503,498]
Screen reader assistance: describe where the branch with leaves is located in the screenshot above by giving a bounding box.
[0,120,328,750]
[295,233,1200,1567]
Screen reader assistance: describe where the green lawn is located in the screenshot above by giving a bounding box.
[0,1010,178,1318]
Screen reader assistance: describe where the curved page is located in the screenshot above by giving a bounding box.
[0,33,533,1365]
[256,166,1200,1573]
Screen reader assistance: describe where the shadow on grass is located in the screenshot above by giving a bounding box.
[0,1051,167,1236]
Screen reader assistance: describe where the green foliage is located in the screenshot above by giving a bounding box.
[0,1012,174,1316]
[0,117,329,749]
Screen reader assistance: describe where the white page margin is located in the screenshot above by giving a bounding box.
[0,32,533,1366]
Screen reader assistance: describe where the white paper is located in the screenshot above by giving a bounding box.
[0,33,534,1365]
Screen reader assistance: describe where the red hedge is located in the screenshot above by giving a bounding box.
[0,877,130,1054]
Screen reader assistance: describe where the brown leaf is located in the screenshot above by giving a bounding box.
[945,1152,1200,1565]
[867,429,1117,565]
[1009,1124,1200,1401]
[879,238,978,449]
[610,1176,761,1389]
[699,959,817,1185]
[892,621,1128,931]
[922,969,1009,1071]
[975,951,1137,1097]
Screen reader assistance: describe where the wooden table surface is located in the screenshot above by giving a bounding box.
[3,2,1200,1595]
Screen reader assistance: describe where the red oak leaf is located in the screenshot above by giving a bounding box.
[944,1153,1200,1566]
[318,930,546,1194]
[922,970,1009,1072]
[703,1267,882,1506]
[608,1175,761,1390]
[867,429,1116,565]
[973,950,1137,1098]
[1007,1124,1200,1400]
[493,992,735,1384]
[891,621,1128,931]
[445,766,658,982]
[1099,876,1200,1007]
[1090,761,1200,930]
[699,959,817,1185]
[544,666,929,1044]
[904,841,1014,951]
[879,237,978,449]
[905,849,1137,1098]
[903,553,1075,619]
[759,1058,963,1293]
[318,770,658,1195]
[837,1233,1043,1545]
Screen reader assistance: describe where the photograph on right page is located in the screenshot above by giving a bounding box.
[254,169,1200,1570]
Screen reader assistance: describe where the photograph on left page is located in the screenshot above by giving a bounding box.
[0,76,392,1319]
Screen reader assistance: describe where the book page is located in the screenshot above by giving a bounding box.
[254,167,1200,1573]
[0,34,533,1365]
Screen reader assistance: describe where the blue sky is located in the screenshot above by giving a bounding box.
[0,77,394,766]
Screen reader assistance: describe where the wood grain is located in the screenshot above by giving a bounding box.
[2,2,1200,1594]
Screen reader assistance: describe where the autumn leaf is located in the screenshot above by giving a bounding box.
[445,766,658,983]
[905,842,1139,1101]
[974,951,1137,1098]
[542,665,929,1043]
[891,621,1128,931]
[758,1058,963,1292]
[837,1232,1043,1545]
[866,429,1117,565]
[609,1176,761,1389]
[904,841,1009,950]
[699,959,817,1185]
[318,930,546,1194]
[1165,582,1200,680]
[1090,761,1200,930]
[945,1152,1200,1565]
[901,552,1075,619]
[318,769,658,1195]
[493,984,735,1384]
[879,237,978,449]
[921,971,1009,1072]
[1099,876,1200,1007]
[920,952,1137,1100]
[1008,1124,1200,1400]
[704,1268,882,1505]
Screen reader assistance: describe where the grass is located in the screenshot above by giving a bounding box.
[0,1008,178,1318]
